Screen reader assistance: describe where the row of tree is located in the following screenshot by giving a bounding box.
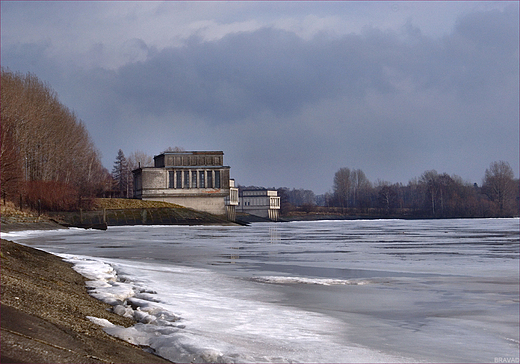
[313,162,517,218]
[219,163,518,219]
[1,69,110,210]
[0,68,183,210]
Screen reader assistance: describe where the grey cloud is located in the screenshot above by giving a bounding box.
[441,7,519,101]
[110,28,396,122]
[1,5,517,192]
[454,6,519,52]
[107,7,517,126]
[121,38,151,63]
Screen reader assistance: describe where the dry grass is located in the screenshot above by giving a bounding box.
[92,198,185,210]
[0,199,185,220]
[0,200,39,218]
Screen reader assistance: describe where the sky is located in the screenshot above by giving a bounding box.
[1,1,518,194]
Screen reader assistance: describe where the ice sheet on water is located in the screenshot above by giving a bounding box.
[60,254,418,363]
[251,275,371,285]
[7,219,518,363]
[1,227,83,240]
[60,255,136,306]
[62,254,179,319]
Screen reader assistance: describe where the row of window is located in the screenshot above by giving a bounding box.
[168,170,221,189]
[165,155,222,167]
[239,197,280,208]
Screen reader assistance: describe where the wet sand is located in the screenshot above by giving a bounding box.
[1,235,172,364]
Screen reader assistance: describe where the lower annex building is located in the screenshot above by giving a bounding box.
[238,189,280,221]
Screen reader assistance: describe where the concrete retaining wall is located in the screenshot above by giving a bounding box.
[48,207,236,228]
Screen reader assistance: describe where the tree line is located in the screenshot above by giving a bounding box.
[1,69,110,210]
[0,69,184,210]
[278,162,518,218]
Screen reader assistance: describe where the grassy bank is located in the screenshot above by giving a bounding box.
[92,198,184,210]
[1,198,238,231]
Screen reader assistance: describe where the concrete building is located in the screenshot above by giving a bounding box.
[225,179,239,221]
[238,189,280,221]
[133,151,237,217]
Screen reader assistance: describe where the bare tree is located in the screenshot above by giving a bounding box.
[333,168,351,209]
[285,188,316,206]
[0,119,23,200]
[351,169,371,209]
[1,68,107,209]
[482,161,516,216]
[419,170,440,216]
[376,181,399,215]
[128,150,153,171]
[163,146,185,152]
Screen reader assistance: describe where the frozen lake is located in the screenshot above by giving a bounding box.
[3,218,519,363]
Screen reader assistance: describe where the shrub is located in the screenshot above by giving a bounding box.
[24,181,93,212]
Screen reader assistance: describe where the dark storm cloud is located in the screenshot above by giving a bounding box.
[105,6,517,128]
[110,28,393,122]
[444,7,519,100]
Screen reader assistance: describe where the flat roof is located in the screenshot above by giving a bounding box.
[155,151,223,158]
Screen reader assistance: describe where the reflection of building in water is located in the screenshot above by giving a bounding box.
[133,151,237,220]
[269,226,281,244]
[238,189,280,221]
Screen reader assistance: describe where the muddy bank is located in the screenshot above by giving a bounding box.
[1,238,173,363]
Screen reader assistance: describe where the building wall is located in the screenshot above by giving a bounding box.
[141,169,166,189]
[238,189,280,221]
[134,151,232,216]
[154,151,224,168]
[142,194,228,215]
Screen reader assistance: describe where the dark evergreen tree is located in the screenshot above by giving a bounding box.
[112,149,131,198]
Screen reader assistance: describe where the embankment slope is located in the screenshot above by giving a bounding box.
[1,238,172,364]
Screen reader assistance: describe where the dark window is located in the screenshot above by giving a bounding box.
[176,171,182,189]
[192,170,197,188]
[207,171,213,188]
[134,175,140,191]
[215,170,221,188]
[184,171,190,189]
[168,171,174,188]
[199,171,205,188]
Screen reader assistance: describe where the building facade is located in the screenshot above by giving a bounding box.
[133,151,235,216]
[225,179,239,221]
[238,189,280,221]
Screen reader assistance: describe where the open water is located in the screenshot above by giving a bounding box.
[3,218,519,363]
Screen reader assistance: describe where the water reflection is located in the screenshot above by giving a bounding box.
[269,225,281,244]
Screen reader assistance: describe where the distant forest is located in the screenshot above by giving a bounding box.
[2,69,518,218]
[273,164,519,218]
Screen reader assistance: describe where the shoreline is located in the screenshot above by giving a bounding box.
[1,232,173,363]
[1,220,68,233]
